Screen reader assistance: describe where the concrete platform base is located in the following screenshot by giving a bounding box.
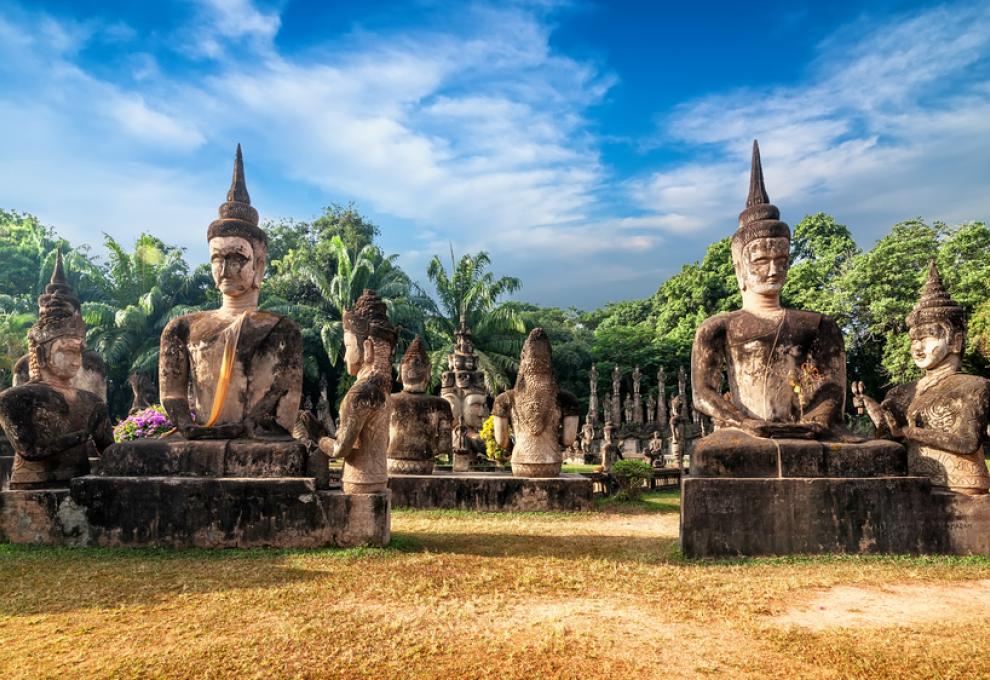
[388,470,593,511]
[0,477,390,549]
[681,476,990,557]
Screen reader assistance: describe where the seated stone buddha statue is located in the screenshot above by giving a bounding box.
[158,145,303,440]
[690,141,902,475]
[0,251,113,488]
[853,263,990,495]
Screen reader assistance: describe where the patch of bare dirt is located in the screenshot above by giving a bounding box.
[771,579,990,630]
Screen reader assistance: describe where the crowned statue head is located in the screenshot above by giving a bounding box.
[207,145,267,306]
[28,249,86,385]
[400,335,431,393]
[342,289,397,377]
[732,141,791,301]
[907,261,966,372]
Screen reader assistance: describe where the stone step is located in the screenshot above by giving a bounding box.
[98,438,310,478]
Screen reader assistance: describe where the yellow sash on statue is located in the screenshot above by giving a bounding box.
[161,311,247,437]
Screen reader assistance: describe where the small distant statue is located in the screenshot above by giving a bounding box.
[623,394,634,424]
[645,431,665,468]
[580,420,595,456]
[646,393,656,424]
[853,263,990,495]
[325,290,397,493]
[669,394,687,471]
[599,420,623,474]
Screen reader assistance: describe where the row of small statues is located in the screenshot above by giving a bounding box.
[2,141,987,499]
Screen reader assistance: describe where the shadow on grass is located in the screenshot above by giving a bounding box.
[393,529,679,565]
[0,537,417,617]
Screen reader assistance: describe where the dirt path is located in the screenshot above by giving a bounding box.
[770,579,990,630]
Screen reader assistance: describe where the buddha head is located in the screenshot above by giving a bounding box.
[732,141,791,295]
[400,335,431,393]
[342,289,397,376]
[907,261,965,372]
[28,250,86,384]
[207,145,267,300]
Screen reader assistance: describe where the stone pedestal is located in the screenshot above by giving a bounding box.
[451,452,474,472]
[0,437,390,549]
[681,429,990,557]
[388,471,593,512]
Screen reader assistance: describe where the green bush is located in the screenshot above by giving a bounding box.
[611,459,653,500]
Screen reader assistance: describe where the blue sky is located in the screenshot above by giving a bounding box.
[1,1,988,309]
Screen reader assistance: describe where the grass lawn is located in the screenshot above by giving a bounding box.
[2,490,990,679]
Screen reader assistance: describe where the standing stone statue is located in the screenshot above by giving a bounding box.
[623,394,634,424]
[691,141,849,442]
[159,146,303,441]
[645,431,665,468]
[580,420,595,457]
[632,366,644,424]
[387,335,453,475]
[587,363,599,427]
[316,377,336,437]
[440,315,489,460]
[645,393,657,424]
[853,263,990,495]
[669,394,687,471]
[0,251,113,488]
[599,421,622,474]
[601,393,611,426]
[325,290,397,493]
[611,365,622,425]
[656,368,668,432]
[493,328,580,477]
[677,366,688,413]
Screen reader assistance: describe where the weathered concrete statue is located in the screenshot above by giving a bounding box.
[0,251,113,488]
[493,328,580,477]
[599,421,622,474]
[388,335,453,474]
[692,141,849,442]
[669,394,687,470]
[440,315,489,459]
[580,420,595,457]
[159,145,303,440]
[326,290,397,493]
[853,263,990,495]
[646,431,665,468]
[623,394,634,424]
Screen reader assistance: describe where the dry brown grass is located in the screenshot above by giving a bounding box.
[2,491,990,679]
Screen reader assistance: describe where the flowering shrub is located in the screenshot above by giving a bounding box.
[113,405,173,443]
[479,415,510,466]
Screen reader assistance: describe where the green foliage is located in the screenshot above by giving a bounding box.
[422,250,525,393]
[479,415,509,466]
[611,459,653,501]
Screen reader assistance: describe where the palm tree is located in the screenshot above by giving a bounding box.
[421,249,525,393]
[83,234,211,416]
[265,234,429,406]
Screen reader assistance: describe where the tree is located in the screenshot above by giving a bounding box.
[782,212,859,322]
[83,234,212,416]
[422,250,525,394]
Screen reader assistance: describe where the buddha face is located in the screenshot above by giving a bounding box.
[343,330,363,376]
[401,357,430,393]
[910,321,962,371]
[44,336,84,382]
[463,392,488,429]
[210,236,258,297]
[737,237,790,294]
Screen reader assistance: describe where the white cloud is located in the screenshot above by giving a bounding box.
[630,3,990,246]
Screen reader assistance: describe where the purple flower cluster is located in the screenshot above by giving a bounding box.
[113,405,174,443]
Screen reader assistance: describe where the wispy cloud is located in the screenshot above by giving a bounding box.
[0,1,988,308]
[631,3,990,245]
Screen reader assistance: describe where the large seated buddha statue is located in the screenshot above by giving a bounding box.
[690,141,903,477]
[96,145,320,483]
